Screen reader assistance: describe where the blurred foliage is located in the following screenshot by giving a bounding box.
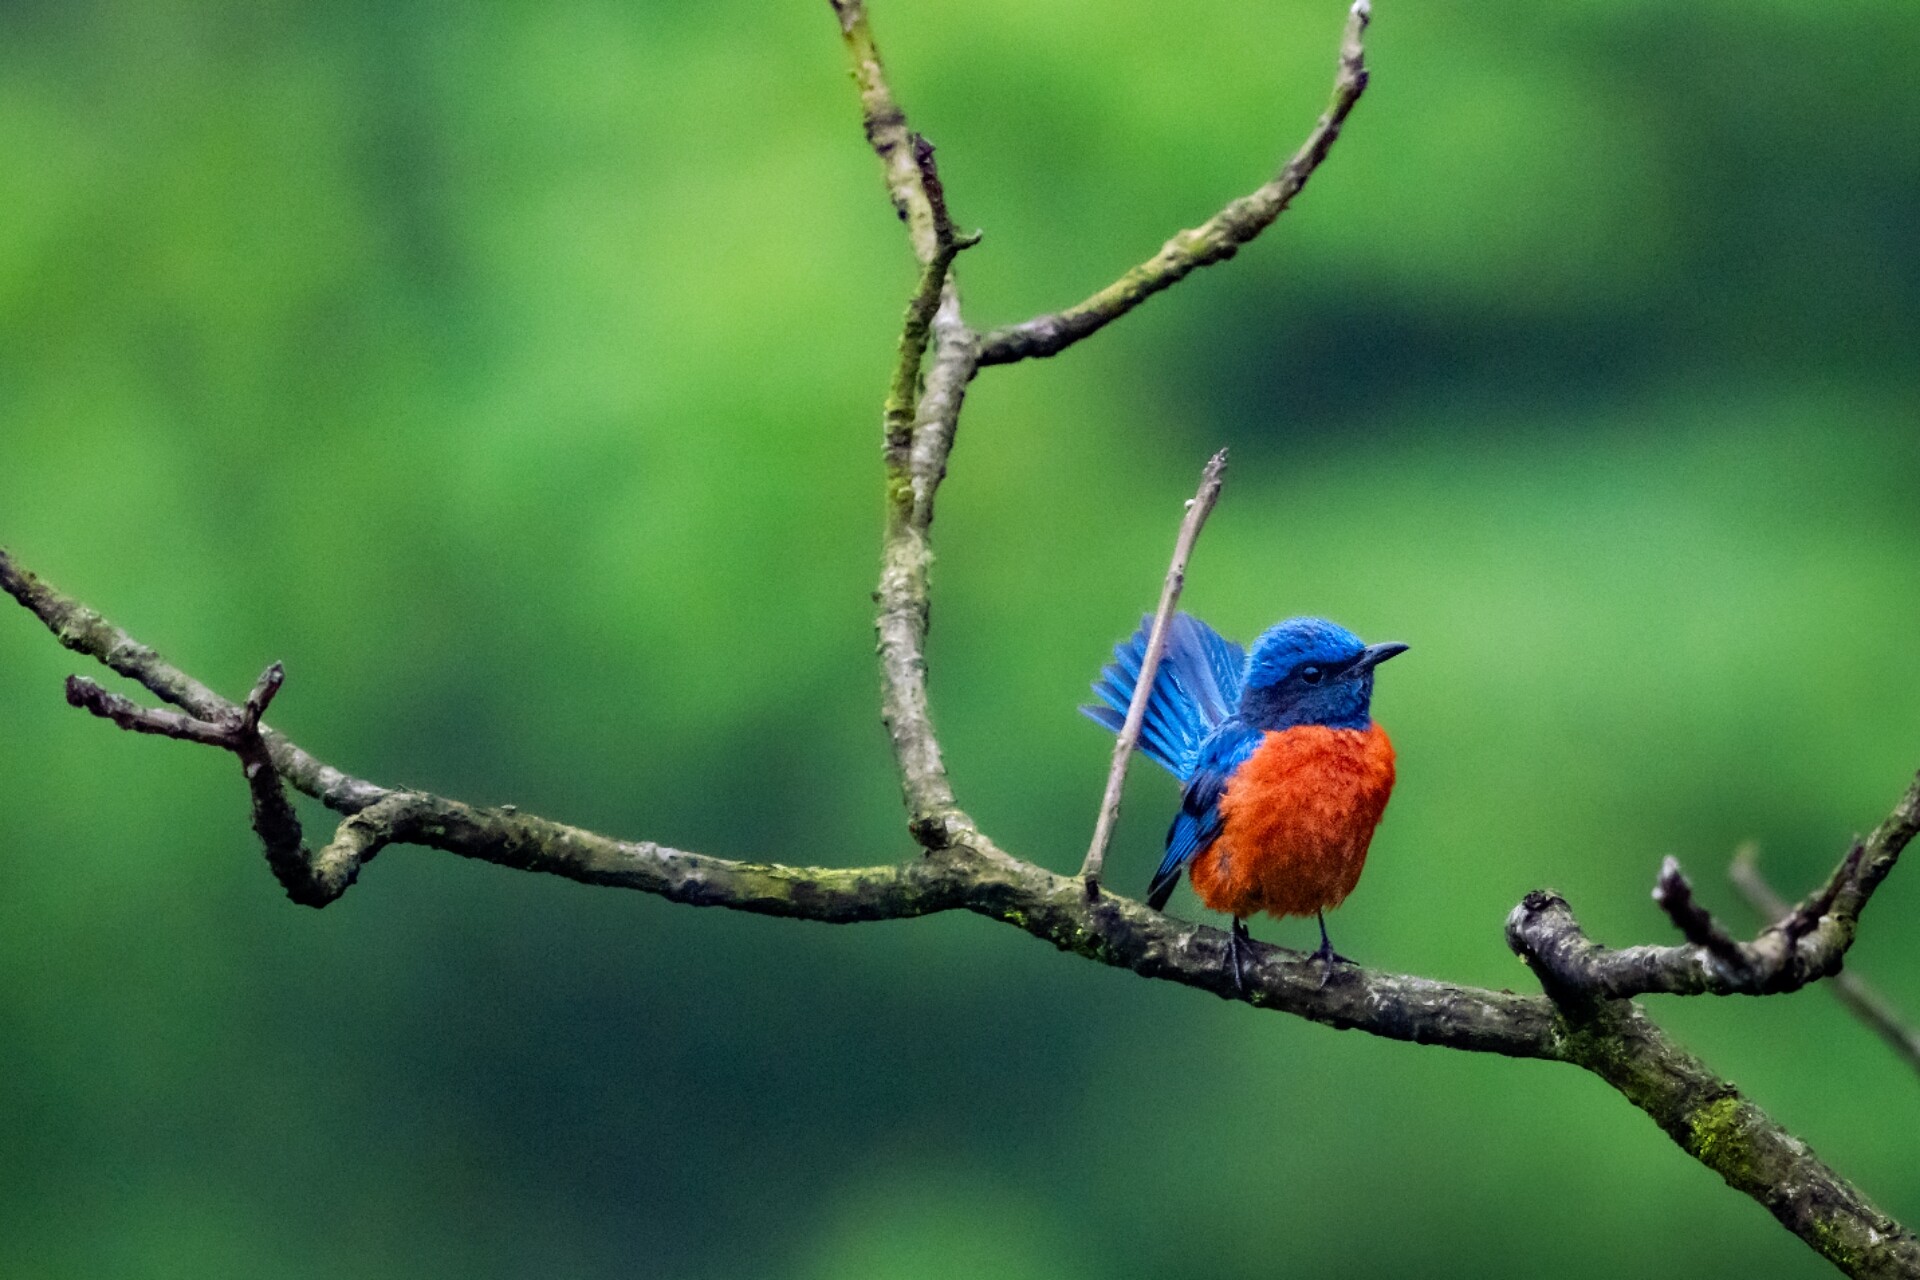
[2,0,1918,1276]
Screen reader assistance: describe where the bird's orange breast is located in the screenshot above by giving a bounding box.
[1189,722,1396,920]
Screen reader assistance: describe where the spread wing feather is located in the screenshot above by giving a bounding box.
[1080,613,1247,780]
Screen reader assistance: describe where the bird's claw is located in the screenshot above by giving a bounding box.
[1227,918,1252,995]
[1308,939,1354,988]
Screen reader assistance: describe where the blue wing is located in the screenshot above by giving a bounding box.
[1146,723,1262,911]
[1081,612,1248,780]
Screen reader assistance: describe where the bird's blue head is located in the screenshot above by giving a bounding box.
[1237,616,1408,731]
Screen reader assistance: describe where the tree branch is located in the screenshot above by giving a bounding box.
[830,0,943,263]
[14,540,1918,1274]
[1506,774,1920,1000]
[62,659,377,906]
[0,550,388,814]
[1731,847,1920,1080]
[1555,998,1920,1279]
[976,0,1372,366]
[835,0,986,836]
[1079,448,1228,891]
[6,546,1550,1049]
[6,4,1920,1276]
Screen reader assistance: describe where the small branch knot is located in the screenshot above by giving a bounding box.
[908,810,952,850]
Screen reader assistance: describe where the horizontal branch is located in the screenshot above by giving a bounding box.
[976,0,1371,366]
[8,538,1919,1276]
[3,543,1546,1049]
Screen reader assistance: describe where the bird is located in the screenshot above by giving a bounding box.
[1082,612,1407,988]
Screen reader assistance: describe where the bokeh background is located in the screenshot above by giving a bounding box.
[3,0,1918,1276]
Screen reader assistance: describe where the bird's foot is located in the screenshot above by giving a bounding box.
[1307,937,1355,988]
[1226,917,1253,994]
[1310,911,1355,987]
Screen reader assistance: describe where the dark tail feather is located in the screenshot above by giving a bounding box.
[1079,612,1246,781]
[1146,864,1181,912]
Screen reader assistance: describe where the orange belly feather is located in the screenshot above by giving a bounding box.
[1189,723,1396,920]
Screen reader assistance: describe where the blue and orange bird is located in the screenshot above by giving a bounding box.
[1083,613,1408,986]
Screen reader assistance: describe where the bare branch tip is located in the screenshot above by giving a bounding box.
[64,673,99,710]
[243,661,286,727]
[1653,854,1687,900]
[829,0,861,36]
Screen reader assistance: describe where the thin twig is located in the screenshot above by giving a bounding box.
[976,0,1372,366]
[1731,846,1920,1080]
[1079,448,1228,894]
[1652,855,1748,971]
[0,549,386,813]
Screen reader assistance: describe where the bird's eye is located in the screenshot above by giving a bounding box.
[1300,665,1324,685]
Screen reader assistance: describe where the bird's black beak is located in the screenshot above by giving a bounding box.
[1355,641,1410,672]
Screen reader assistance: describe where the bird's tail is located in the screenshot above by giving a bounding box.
[1146,852,1185,912]
[1080,612,1246,781]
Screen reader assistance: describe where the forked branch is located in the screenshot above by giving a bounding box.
[1731,846,1920,1078]
[1507,781,1920,1001]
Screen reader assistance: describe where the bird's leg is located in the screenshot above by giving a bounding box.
[1309,910,1354,987]
[1227,917,1252,993]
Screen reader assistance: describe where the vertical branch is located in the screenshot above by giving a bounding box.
[830,0,939,262]
[1079,449,1228,892]
[831,0,984,839]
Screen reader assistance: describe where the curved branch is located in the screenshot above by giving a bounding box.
[4,543,1546,1046]
[976,0,1372,366]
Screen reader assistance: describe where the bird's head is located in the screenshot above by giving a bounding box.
[1238,616,1408,731]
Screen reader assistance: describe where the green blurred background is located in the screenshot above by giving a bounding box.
[3,0,1918,1276]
